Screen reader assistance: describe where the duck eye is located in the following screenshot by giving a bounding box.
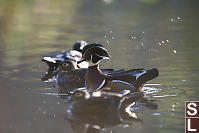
[75,92,83,97]
[85,53,91,61]
[62,63,68,67]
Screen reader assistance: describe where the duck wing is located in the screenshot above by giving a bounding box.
[105,68,159,90]
[42,50,82,67]
[109,68,145,76]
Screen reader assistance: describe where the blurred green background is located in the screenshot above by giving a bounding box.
[0,0,198,133]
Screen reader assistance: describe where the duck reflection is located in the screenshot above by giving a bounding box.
[64,90,158,133]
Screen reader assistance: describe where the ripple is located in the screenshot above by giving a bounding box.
[142,86,161,95]
[41,92,69,96]
[152,113,161,116]
[145,83,161,86]
[152,94,177,98]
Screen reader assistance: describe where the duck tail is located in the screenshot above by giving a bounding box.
[42,57,56,63]
[135,68,159,88]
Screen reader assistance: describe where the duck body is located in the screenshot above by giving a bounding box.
[80,43,159,93]
[86,64,159,92]
[41,41,88,81]
[85,65,106,91]
[56,68,87,92]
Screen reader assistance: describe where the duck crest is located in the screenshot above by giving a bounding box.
[86,65,106,91]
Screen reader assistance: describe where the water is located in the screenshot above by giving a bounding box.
[0,0,199,133]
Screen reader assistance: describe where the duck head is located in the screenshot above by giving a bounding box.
[58,60,78,72]
[73,40,88,52]
[80,43,111,66]
[71,90,90,101]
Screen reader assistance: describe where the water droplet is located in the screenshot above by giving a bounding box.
[182,80,187,82]
[106,40,110,44]
[173,50,177,53]
[9,125,14,129]
[142,31,145,34]
[103,0,113,5]
[42,101,46,104]
[57,101,60,105]
[110,30,113,33]
[112,36,114,39]
[104,34,107,38]
[38,107,42,112]
[177,17,181,20]
[53,114,56,118]
[42,111,46,115]
[65,16,72,23]
[166,40,170,42]
[141,42,144,46]
[158,42,162,45]
[171,19,174,21]
[131,36,136,39]
[161,41,165,44]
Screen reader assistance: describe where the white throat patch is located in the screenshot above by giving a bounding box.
[88,54,100,67]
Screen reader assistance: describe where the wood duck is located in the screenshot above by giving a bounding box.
[41,40,89,81]
[55,61,87,91]
[80,43,159,93]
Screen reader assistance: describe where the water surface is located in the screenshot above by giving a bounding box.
[0,0,199,133]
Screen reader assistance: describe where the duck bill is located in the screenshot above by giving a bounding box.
[77,58,86,64]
